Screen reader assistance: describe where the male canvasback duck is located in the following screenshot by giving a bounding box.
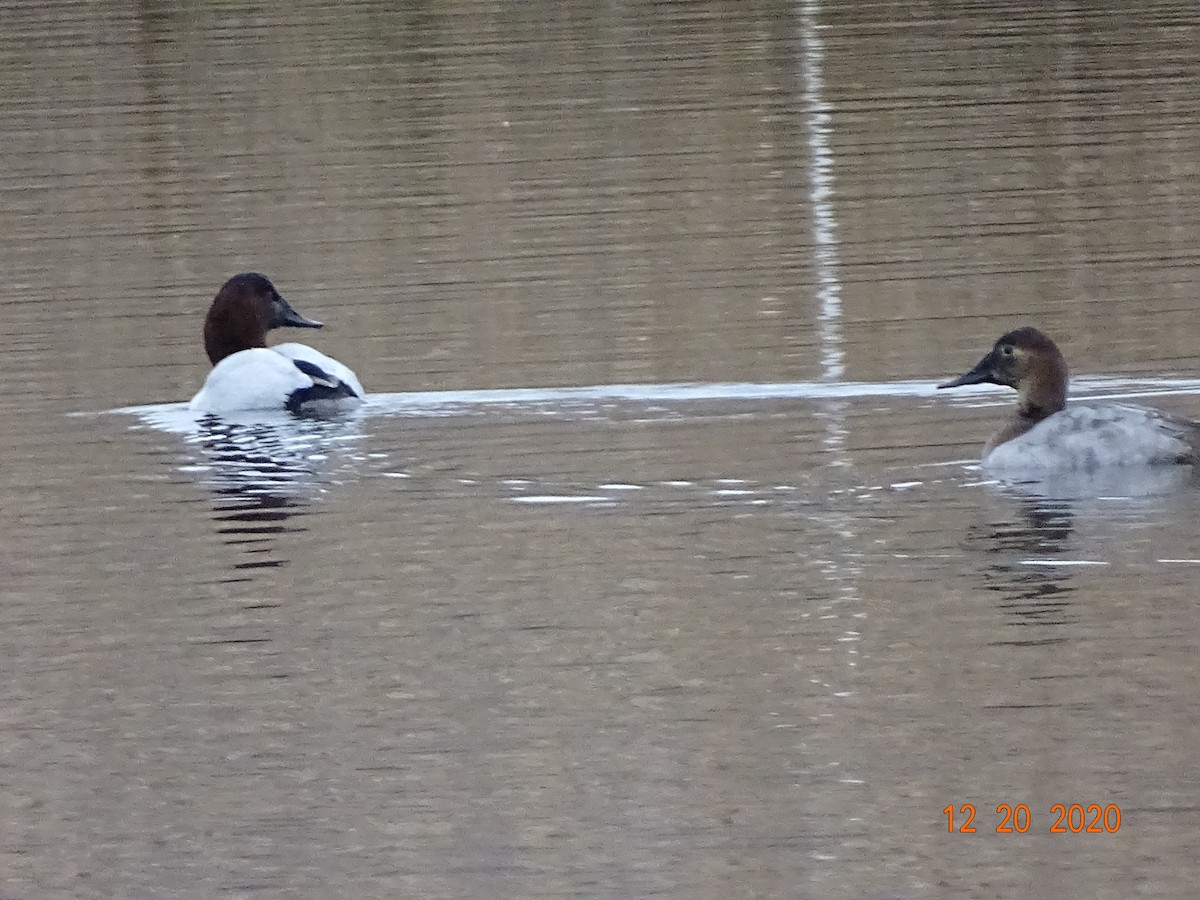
[938,326,1199,471]
[188,273,364,415]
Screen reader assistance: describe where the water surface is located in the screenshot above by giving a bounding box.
[3,2,1200,898]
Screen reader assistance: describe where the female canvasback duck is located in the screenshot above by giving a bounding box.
[188,273,364,415]
[938,326,1199,471]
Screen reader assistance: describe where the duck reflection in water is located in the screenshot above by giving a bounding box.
[185,410,369,565]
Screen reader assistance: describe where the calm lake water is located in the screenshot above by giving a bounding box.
[3,1,1200,898]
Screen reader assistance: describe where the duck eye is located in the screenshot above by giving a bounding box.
[1000,345,1014,356]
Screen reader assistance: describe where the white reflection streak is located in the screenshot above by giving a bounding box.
[800,0,843,385]
[800,2,860,683]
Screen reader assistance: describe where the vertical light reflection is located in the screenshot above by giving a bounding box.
[800,0,844,385]
[799,2,861,693]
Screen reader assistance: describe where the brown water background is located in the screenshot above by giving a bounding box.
[2,2,1200,897]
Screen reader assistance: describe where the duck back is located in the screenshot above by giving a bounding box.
[984,401,1197,471]
[273,342,364,398]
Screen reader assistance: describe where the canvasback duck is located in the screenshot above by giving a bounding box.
[938,326,1199,471]
[188,273,364,415]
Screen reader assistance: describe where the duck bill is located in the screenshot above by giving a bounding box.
[938,355,995,389]
[273,294,324,329]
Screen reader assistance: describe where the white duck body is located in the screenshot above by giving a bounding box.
[189,346,363,414]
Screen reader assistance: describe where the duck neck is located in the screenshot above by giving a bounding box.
[1016,367,1067,423]
[203,308,268,364]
